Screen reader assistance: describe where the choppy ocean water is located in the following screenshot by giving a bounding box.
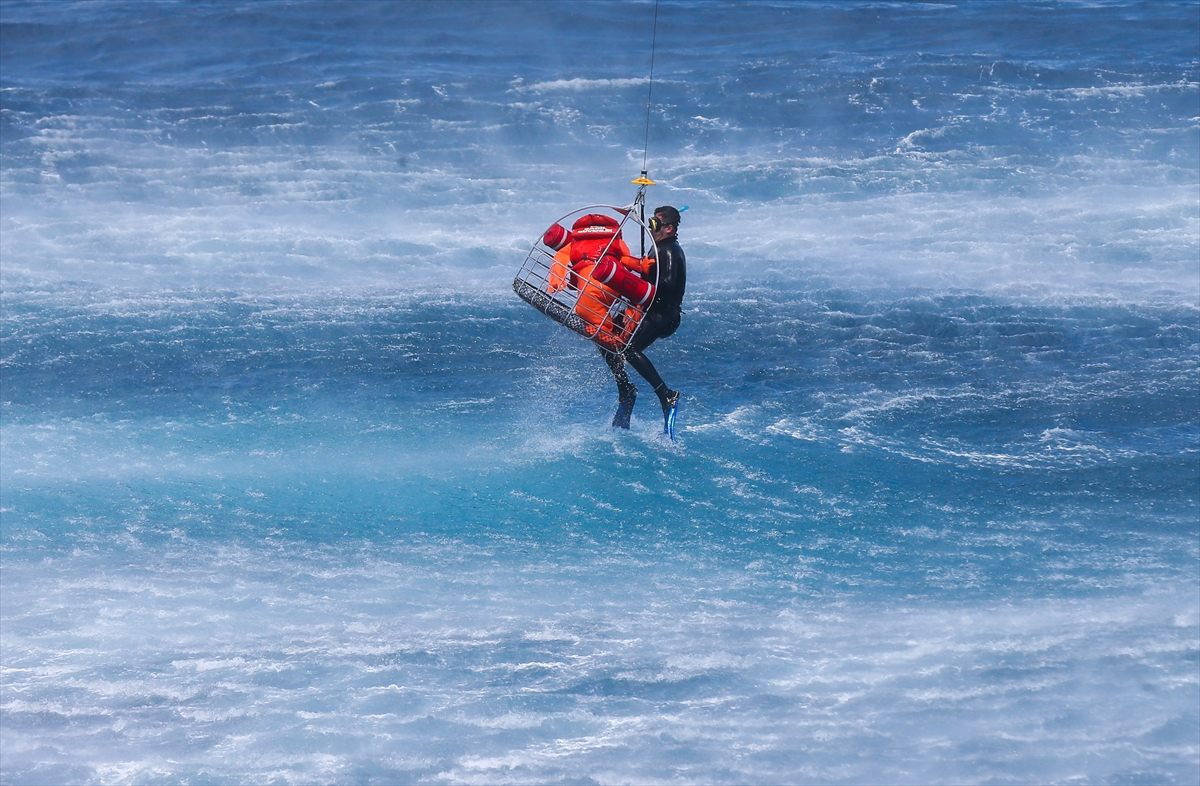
[1,1,1197,783]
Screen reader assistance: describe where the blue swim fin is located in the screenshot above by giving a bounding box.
[662,390,680,440]
[612,390,636,430]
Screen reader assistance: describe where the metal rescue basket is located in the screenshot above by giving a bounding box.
[512,182,659,353]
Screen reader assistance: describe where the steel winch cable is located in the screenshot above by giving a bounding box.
[640,0,660,175]
[636,0,661,257]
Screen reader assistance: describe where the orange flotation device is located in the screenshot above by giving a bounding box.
[592,256,654,306]
[541,214,655,350]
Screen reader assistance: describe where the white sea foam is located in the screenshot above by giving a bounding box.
[515,77,650,93]
[2,545,1195,783]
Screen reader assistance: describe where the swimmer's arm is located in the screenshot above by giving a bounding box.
[621,254,655,275]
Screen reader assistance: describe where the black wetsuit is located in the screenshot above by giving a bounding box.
[601,235,686,411]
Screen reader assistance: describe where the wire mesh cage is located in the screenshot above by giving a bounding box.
[512,199,659,354]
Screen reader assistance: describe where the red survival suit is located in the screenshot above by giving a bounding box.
[542,214,655,349]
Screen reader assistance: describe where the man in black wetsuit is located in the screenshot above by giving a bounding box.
[602,205,686,438]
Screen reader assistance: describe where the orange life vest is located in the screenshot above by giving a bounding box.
[541,215,655,349]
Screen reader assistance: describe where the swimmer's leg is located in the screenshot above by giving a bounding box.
[625,350,671,408]
[600,348,637,429]
[625,349,679,438]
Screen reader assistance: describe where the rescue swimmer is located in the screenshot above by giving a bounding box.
[540,205,686,437]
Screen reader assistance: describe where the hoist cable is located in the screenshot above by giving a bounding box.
[641,0,660,174]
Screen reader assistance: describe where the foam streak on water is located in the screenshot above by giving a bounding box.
[2,543,1195,785]
[2,1,1198,783]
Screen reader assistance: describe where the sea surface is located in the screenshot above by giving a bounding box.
[1,1,1198,783]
